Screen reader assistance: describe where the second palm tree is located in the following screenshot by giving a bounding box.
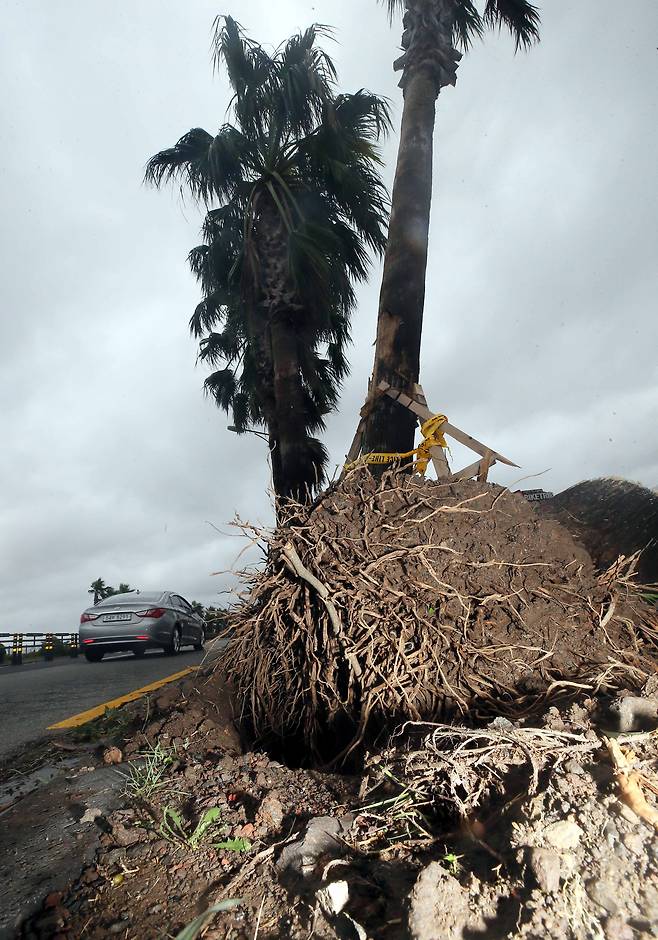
[147,17,390,504]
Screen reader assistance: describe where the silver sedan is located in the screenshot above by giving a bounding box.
[79,591,205,662]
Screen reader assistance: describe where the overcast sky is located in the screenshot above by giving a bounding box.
[1,1,656,634]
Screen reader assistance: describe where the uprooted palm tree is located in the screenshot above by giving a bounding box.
[146,17,390,503]
[364,0,541,458]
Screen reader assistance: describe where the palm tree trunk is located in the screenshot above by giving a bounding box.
[364,0,460,457]
[269,314,314,502]
[242,292,283,495]
[365,70,438,456]
[256,195,317,504]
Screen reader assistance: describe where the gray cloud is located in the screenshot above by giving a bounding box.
[1,1,656,634]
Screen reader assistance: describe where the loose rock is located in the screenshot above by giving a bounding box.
[586,878,620,915]
[407,862,469,940]
[277,815,353,878]
[111,822,143,848]
[102,747,123,765]
[528,847,561,893]
[258,792,285,832]
[543,819,583,850]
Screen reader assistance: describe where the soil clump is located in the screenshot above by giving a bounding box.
[536,477,658,585]
[222,471,657,762]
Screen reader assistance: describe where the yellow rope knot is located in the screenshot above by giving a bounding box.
[346,413,448,475]
[414,413,449,474]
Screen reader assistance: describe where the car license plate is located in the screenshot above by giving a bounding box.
[103,613,131,622]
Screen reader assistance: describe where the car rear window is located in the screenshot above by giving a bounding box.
[95,592,163,606]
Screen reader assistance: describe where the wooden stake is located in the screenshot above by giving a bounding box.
[451,457,497,482]
[477,450,494,483]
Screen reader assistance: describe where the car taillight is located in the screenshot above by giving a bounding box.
[136,608,166,619]
[135,635,149,640]
[83,638,95,644]
[80,613,99,623]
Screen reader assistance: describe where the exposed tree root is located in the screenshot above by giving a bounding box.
[219,469,658,764]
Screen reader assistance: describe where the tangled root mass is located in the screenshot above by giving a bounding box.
[222,470,658,764]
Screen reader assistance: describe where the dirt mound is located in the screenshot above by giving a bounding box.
[21,688,658,940]
[536,477,658,584]
[222,470,658,763]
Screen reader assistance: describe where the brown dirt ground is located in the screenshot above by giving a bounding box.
[18,677,658,940]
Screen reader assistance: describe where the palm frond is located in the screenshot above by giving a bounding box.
[198,325,244,364]
[380,0,539,53]
[189,289,233,338]
[453,1,484,51]
[229,391,251,432]
[263,25,338,138]
[483,0,541,50]
[203,367,237,413]
[380,0,404,24]
[145,128,214,199]
[145,125,251,203]
[328,90,392,142]
[211,15,272,92]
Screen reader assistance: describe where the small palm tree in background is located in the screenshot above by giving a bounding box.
[88,580,135,602]
[365,0,541,457]
[88,578,107,605]
[146,16,390,503]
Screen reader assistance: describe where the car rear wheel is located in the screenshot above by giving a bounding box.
[164,626,181,656]
[84,649,104,663]
[193,630,205,652]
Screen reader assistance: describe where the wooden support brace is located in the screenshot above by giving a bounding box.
[442,423,518,468]
[451,457,498,482]
[344,377,382,464]
[348,380,516,484]
[377,381,518,469]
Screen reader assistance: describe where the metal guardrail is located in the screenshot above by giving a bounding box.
[0,632,79,666]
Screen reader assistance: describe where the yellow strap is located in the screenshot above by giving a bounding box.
[346,413,448,475]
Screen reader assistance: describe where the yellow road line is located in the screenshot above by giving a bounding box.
[47,666,195,729]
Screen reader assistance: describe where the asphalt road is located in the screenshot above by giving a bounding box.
[0,644,224,762]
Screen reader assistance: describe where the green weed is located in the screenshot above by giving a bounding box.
[215,837,252,853]
[442,852,464,876]
[159,806,252,853]
[117,741,177,798]
[160,806,222,849]
[357,768,433,843]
